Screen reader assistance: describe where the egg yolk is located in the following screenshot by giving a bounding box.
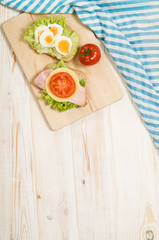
[58,40,70,53]
[50,27,58,36]
[45,36,53,44]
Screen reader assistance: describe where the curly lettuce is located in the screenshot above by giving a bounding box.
[48,59,69,69]
[41,90,80,112]
[24,15,80,60]
[79,79,86,87]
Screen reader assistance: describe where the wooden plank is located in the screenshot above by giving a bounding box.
[70,62,159,240]
[2,13,122,130]
[0,5,39,240]
[30,111,79,239]
[108,75,159,240]
[70,109,118,240]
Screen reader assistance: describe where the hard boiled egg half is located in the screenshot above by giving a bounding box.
[39,30,54,47]
[48,23,63,40]
[55,36,72,56]
[34,25,49,43]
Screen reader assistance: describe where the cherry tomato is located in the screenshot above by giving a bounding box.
[49,72,76,98]
[79,43,101,66]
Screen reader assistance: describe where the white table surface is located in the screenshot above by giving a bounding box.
[0,4,159,240]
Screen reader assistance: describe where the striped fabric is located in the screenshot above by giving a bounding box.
[1,0,159,150]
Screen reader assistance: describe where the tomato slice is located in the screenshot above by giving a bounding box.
[49,72,76,98]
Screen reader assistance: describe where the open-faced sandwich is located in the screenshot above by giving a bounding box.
[34,60,87,111]
[24,15,80,62]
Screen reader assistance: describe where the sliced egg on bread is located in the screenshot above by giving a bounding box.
[39,30,54,47]
[48,23,63,40]
[55,36,72,56]
[45,68,80,102]
[34,25,49,43]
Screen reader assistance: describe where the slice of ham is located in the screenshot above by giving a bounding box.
[34,69,86,107]
[34,68,52,90]
[69,86,86,107]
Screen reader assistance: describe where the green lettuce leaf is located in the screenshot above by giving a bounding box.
[41,90,80,112]
[79,79,86,87]
[48,60,69,70]
[24,15,80,60]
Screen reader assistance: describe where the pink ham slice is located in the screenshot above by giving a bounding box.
[34,69,87,107]
[34,68,52,90]
[69,86,86,107]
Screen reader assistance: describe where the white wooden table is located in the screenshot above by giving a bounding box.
[1,5,159,240]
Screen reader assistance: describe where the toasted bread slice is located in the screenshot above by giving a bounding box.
[24,16,80,62]
[70,68,87,82]
[47,62,87,82]
[45,52,76,62]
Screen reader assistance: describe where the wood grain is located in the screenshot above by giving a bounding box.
[1,4,159,240]
[0,6,39,240]
[2,13,122,130]
[31,126,79,240]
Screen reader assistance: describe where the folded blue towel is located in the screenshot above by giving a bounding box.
[1,0,159,150]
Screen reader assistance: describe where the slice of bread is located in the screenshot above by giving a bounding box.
[46,63,87,82]
[24,16,80,62]
[45,51,76,62]
[70,68,87,82]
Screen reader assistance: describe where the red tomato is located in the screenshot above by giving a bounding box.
[49,72,76,98]
[79,43,101,65]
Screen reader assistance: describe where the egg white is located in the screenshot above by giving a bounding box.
[55,36,72,56]
[48,23,63,40]
[34,25,49,43]
[39,31,54,47]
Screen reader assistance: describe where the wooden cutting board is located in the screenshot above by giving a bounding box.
[2,13,123,130]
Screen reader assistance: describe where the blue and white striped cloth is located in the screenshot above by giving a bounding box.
[1,0,159,150]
